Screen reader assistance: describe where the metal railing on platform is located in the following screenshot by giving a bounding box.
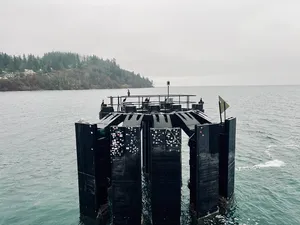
[106,94,197,111]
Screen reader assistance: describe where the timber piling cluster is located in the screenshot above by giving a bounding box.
[75,92,236,225]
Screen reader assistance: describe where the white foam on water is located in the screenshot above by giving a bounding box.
[264,149,272,159]
[236,166,252,171]
[253,159,285,168]
[237,159,285,171]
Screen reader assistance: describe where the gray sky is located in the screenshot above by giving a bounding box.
[1,0,300,86]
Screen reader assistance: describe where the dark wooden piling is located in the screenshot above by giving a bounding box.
[110,126,142,225]
[219,118,236,200]
[75,123,111,224]
[190,123,221,220]
[75,123,99,220]
[150,128,182,225]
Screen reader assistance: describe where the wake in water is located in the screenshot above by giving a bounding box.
[236,143,300,171]
[238,144,285,171]
[237,159,285,171]
[253,159,285,168]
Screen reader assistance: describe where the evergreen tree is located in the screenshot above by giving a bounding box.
[0,51,153,91]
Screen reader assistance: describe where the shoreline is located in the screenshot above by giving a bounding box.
[0,86,154,92]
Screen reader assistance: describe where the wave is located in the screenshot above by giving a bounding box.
[237,159,285,171]
[253,159,285,168]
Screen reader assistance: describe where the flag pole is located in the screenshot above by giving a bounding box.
[218,100,222,123]
[224,101,226,122]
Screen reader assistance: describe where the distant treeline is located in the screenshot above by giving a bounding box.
[0,52,153,91]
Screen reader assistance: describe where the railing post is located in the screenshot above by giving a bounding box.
[110,96,113,107]
[117,96,120,111]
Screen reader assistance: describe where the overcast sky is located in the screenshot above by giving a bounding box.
[1,0,300,86]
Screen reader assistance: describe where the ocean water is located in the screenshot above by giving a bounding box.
[1,85,300,225]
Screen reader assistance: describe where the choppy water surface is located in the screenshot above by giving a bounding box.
[1,85,300,225]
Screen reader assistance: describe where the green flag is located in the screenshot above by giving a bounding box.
[219,96,230,114]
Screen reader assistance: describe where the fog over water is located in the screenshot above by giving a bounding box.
[1,0,300,86]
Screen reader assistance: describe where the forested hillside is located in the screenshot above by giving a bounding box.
[0,52,153,91]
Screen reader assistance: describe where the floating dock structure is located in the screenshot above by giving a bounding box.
[75,89,236,225]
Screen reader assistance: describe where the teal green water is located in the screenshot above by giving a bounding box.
[1,86,300,225]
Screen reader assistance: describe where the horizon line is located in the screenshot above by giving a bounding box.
[152,84,300,88]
